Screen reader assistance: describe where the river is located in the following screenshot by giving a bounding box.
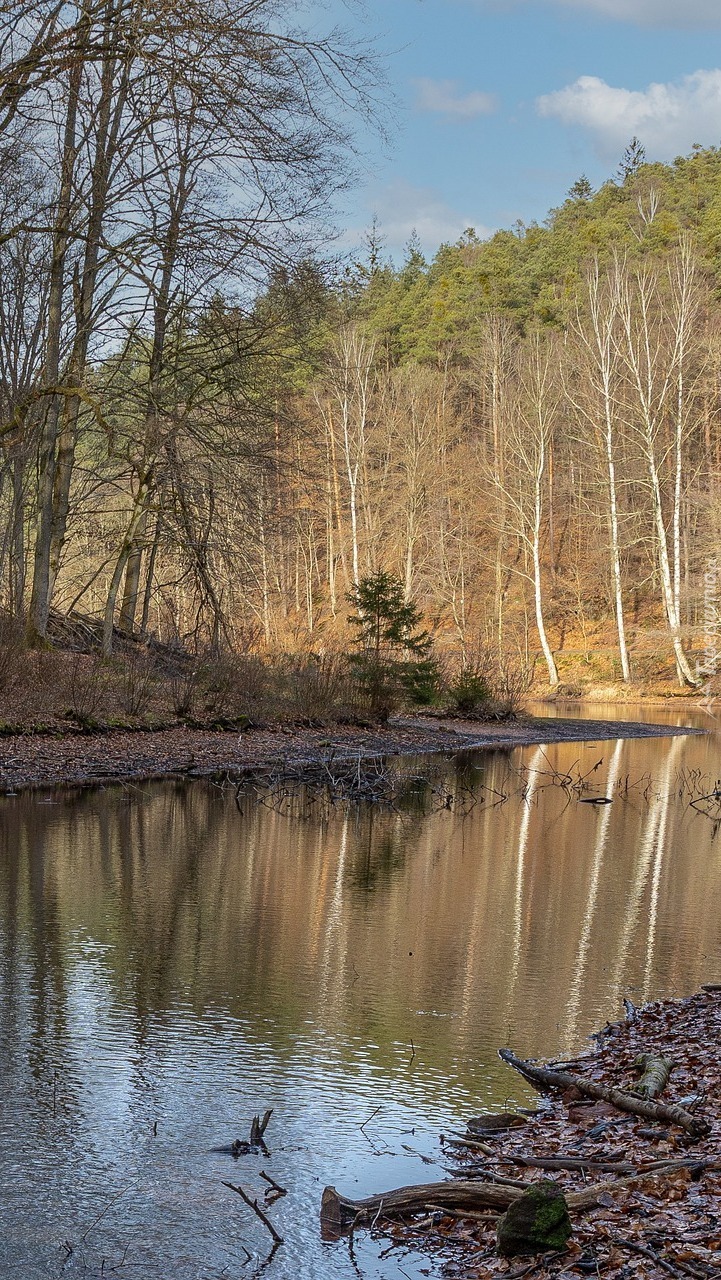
[1,705,720,1278]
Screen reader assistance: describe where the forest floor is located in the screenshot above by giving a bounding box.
[0,711,703,794]
[328,988,721,1280]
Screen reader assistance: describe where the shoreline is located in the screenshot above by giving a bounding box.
[325,986,721,1277]
[0,712,705,796]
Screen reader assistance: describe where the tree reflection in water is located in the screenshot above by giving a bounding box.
[1,730,720,1277]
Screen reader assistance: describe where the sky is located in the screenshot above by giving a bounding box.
[316,0,721,262]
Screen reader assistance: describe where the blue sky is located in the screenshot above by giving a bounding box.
[317,0,721,262]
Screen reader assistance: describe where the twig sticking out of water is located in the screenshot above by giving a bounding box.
[222,1180,284,1245]
[250,1108,273,1146]
[359,1106,382,1136]
[259,1170,287,1205]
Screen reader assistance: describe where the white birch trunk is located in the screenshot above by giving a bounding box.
[568,263,631,681]
[614,255,699,687]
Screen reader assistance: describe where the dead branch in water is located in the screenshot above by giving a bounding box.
[223,1180,284,1245]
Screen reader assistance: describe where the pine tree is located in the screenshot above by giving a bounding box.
[617,137,646,183]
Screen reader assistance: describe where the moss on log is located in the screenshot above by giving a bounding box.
[632,1053,675,1099]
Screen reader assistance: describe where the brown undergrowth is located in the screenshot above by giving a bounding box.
[370,990,721,1279]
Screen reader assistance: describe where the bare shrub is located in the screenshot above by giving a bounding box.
[228,655,271,718]
[283,651,355,721]
[119,651,157,717]
[492,658,532,718]
[199,658,241,717]
[0,614,24,694]
[198,654,269,720]
[167,664,202,718]
[67,652,110,722]
[36,648,65,695]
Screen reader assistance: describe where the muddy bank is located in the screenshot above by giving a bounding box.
[0,713,703,794]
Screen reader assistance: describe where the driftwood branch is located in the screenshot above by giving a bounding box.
[605,1232,706,1280]
[259,1169,287,1203]
[508,1154,718,1177]
[498,1048,711,1139]
[321,1179,521,1235]
[223,1180,284,1245]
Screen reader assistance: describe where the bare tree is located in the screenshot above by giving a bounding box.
[318,325,375,589]
[0,0,384,643]
[566,260,631,681]
[613,252,699,687]
[492,331,560,687]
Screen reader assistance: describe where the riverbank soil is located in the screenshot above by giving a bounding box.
[339,990,721,1278]
[0,713,702,794]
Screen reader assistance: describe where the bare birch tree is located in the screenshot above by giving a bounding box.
[492,332,560,687]
[613,252,699,687]
[319,325,375,589]
[566,260,631,681]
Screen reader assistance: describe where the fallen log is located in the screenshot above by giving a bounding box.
[320,1161,718,1238]
[508,1154,719,1178]
[320,1179,521,1236]
[498,1048,711,1139]
[510,1154,637,1175]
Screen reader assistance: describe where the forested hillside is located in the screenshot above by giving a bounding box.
[2,0,720,694]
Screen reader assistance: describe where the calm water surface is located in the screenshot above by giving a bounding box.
[1,709,721,1279]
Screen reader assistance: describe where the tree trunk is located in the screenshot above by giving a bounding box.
[48,3,129,607]
[119,509,148,634]
[102,490,149,654]
[533,463,558,687]
[27,23,85,642]
[139,516,162,639]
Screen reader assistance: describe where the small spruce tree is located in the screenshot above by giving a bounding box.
[347,570,438,719]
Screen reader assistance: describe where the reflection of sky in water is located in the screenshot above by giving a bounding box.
[1,720,721,1277]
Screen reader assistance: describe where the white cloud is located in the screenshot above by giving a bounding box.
[373,180,491,254]
[536,69,721,159]
[554,0,721,26]
[413,77,497,120]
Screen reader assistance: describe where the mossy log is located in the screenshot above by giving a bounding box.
[632,1053,675,1099]
[499,1048,710,1139]
[320,1180,519,1236]
[320,1160,721,1238]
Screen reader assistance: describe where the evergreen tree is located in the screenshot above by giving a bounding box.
[568,175,593,201]
[617,137,646,183]
[347,570,438,718]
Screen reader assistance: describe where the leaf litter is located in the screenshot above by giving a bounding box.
[361,990,721,1279]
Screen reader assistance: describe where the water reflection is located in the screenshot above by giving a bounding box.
[1,729,721,1277]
